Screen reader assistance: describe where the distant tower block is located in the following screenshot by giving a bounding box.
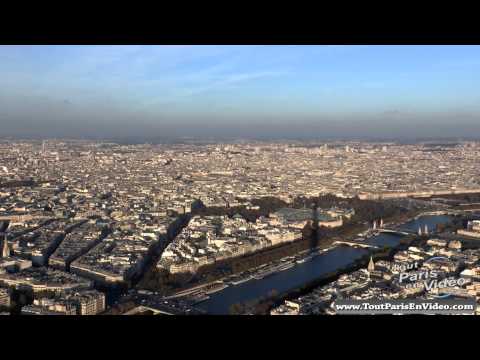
[424,224,429,235]
[372,220,377,230]
[380,219,384,228]
[418,226,423,236]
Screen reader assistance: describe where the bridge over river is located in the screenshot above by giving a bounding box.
[332,240,379,249]
[377,228,417,236]
[333,228,421,249]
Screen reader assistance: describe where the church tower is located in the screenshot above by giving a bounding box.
[1,233,9,258]
[367,256,375,273]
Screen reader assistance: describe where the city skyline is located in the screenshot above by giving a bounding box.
[2,45,480,139]
[2,139,480,315]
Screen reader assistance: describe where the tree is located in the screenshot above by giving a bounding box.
[229,303,244,315]
[436,223,446,233]
[268,289,279,298]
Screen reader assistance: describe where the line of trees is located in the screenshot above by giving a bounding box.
[294,194,408,223]
[193,196,289,223]
[0,179,36,188]
[229,289,279,315]
[138,195,410,294]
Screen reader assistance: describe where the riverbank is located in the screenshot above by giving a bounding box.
[138,207,425,299]
[195,214,454,314]
[250,213,461,315]
[251,238,416,315]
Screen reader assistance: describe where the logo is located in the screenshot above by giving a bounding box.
[397,256,465,299]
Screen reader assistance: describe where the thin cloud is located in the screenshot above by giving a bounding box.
[182,70,290,96]
[139,69,290,108]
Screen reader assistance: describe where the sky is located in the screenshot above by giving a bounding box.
[1,45,480,140]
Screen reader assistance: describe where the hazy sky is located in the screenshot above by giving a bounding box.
[2,45,480,139]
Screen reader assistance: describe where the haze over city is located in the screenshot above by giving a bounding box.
[2,45,480,140]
